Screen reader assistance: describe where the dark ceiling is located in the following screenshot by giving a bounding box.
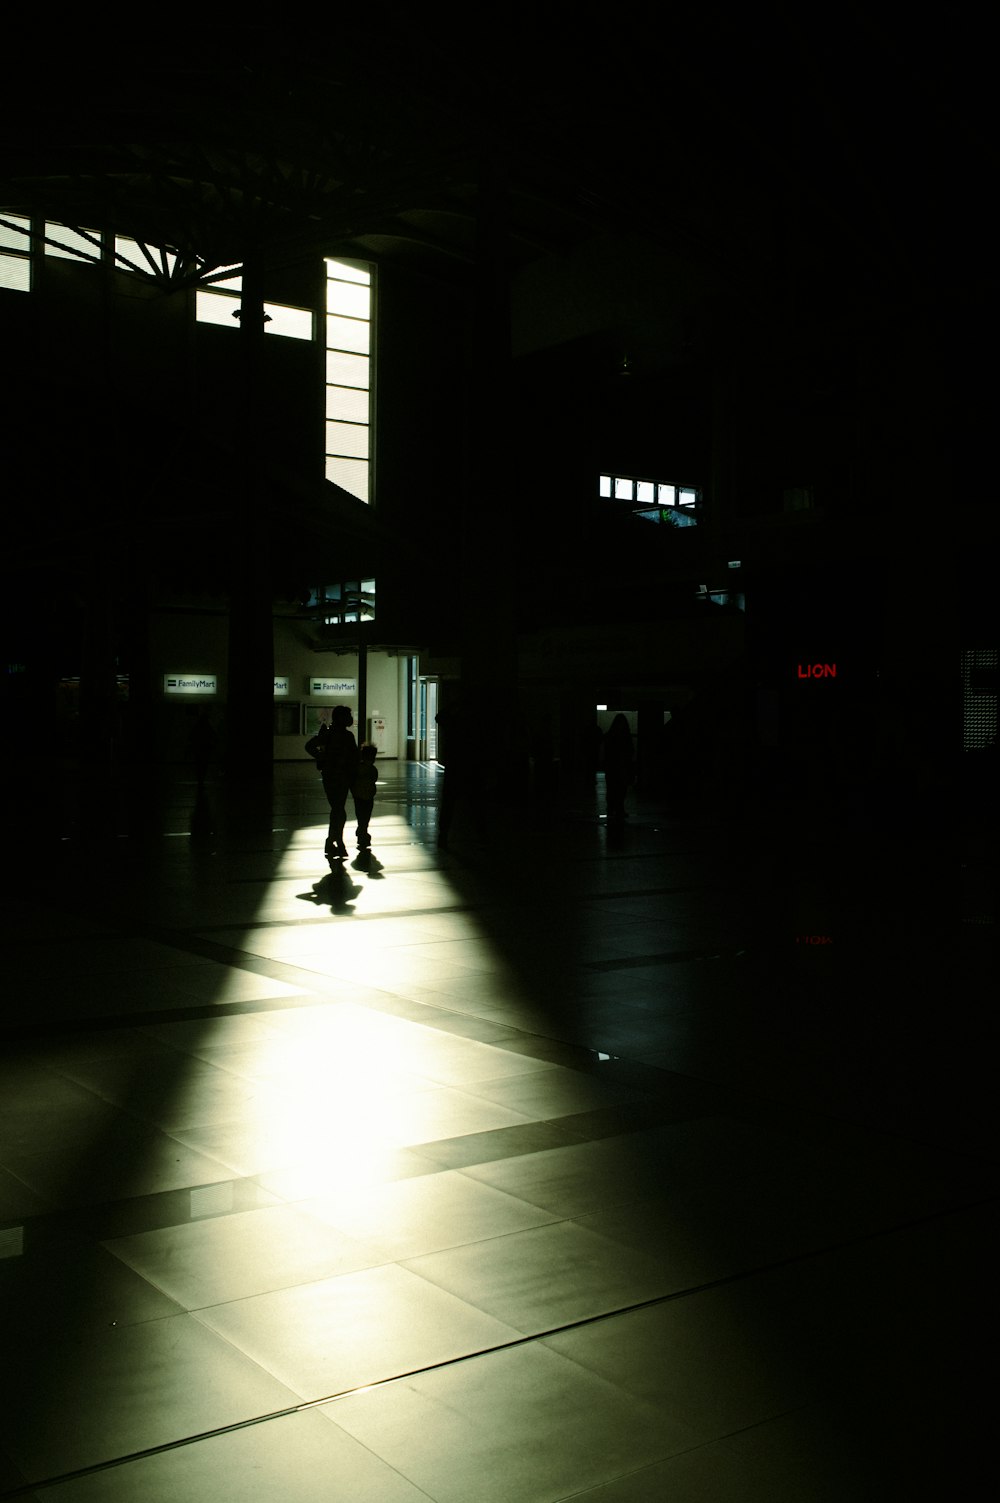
[3,4,992,318]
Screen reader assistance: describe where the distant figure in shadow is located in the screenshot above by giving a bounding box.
[352,742,378,849]
[603,714,635,822]
[306,705,359,865]
[190,710,215,788]
[587,720,604,783]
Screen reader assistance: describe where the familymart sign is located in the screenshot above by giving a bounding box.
[164,674,217,696]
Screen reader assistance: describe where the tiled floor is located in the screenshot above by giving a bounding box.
[1,762,995,1500]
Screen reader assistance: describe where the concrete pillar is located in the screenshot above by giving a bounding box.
[460,151,519,801]
[226,257,275,783]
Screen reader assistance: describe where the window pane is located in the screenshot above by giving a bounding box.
[114,236,152,272]
[0,215,30,250]
[598,475,611,497]
[326,350,369,388]
[44,223,101,261]
[114,237,178,276]
[325,456,369,501]
[326,280,370,319]
[0,254,30,292]
[326,314,370,354]
[199,265,243,291]
[325,259,370,285]
[614,478,634,500]
[679,488,698,506]
[636,480,654,503]
[196,290,240,327]
[264,302,313,340]
[657,484,676,505]
[326,420,369,458]
[326,385,369,422]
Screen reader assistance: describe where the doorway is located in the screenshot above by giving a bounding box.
[418,678,439,761]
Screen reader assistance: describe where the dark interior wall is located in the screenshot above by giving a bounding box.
[3,258,202,642]
[4,258,193,502]
[596,365,711,486]
[4,251,324,512]
[193,316,323,482]
[191,246,326,486]
[1,250,330,700]
[721,328,859,520]
[372,262,470,640]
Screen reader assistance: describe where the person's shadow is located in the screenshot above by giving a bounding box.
[298,866,363,913]
[353,848,384,879]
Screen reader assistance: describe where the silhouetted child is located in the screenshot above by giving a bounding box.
[352,742,378,848]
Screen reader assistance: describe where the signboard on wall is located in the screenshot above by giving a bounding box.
[164,674,217,696]
[273,677,290,697]
[309,678,357,696]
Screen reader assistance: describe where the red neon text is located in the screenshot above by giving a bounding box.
[795,935,833,944]
[797,664,837,678]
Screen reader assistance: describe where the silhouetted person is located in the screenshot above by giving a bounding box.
[352,741,378,849]
[190,710,215,788]
[306,705,359,864]
[603,713,635,821]
[588,720,604,782]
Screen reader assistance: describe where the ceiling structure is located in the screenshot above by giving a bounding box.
[3,6,991,325]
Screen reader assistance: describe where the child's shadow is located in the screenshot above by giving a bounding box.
[353,849,385,880]
[298,867,362,913]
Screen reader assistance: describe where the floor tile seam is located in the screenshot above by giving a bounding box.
[0,979,673,1088]
[0,1271,764,1498]
[0,1110,673,1240]
[0,952,710,1081]
[10,999,989,1184]
[18,972,988,1178]
[0,991,328,1044]
[189,903,485,933]
[9,997,904,1172]
[8,1191,966,1500]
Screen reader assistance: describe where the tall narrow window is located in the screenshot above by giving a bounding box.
[325,259,372,503]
